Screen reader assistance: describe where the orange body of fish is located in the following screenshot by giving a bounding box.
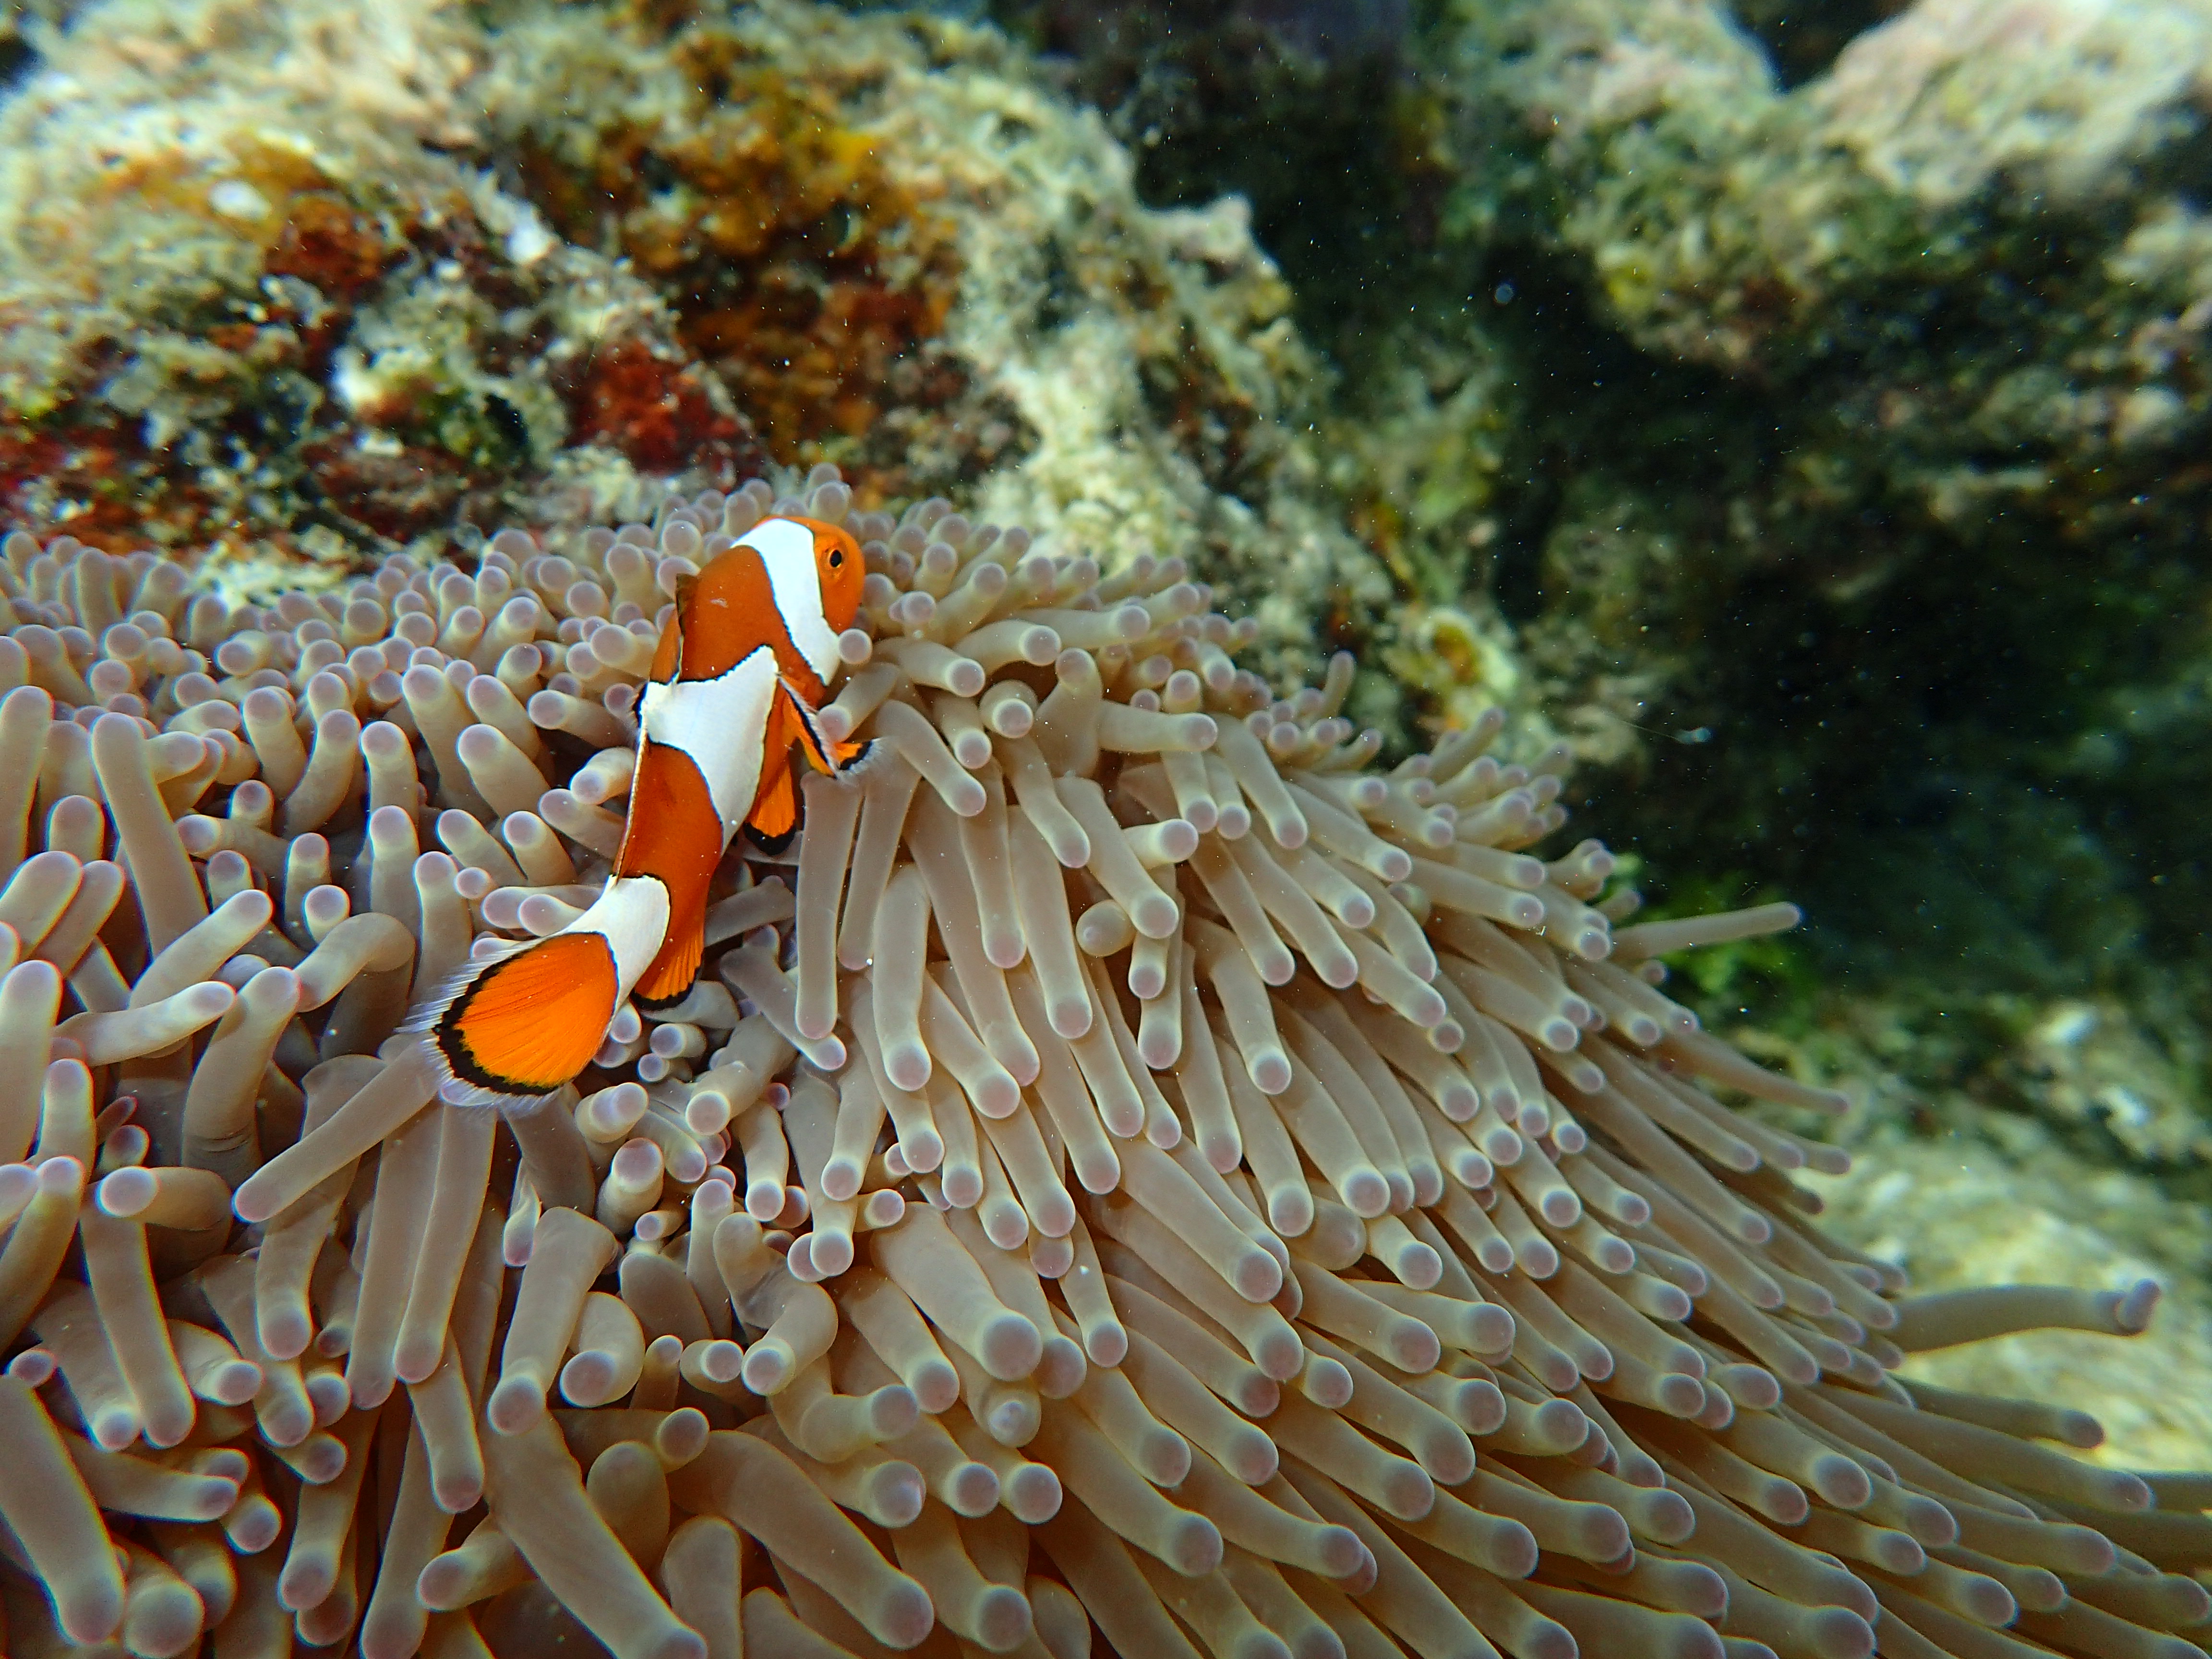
[407,514,869,1106]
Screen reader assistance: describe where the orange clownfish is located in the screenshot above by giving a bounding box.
[409,514,870,1106]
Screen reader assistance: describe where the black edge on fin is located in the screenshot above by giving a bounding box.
[744,820,799,855]
[782,678,870,775]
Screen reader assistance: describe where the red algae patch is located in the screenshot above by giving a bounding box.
[514,34,967,473]
[0,6,765,565]
[564,339,756,480]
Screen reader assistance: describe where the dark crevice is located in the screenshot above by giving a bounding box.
[1455,249,2211,987]
[1474,247,1792,624]
[2131,106,2212,214]
[0,35,35,90]
[1728,0,1909,89]
[1578,521,2212,988]
[988,0,1442,346]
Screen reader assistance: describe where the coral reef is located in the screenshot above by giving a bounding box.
[0,468,2197,1657]
[469,0,1415,700]
[1402,0,2212,936]
[979,0,1523,739]
[0,0,761,569]
[3,0,2211,1646]
[1034,0,2212,1219]
[0,0,1416,711]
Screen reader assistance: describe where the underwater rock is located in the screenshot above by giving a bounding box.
[464,0,1404,700]
[1444,0,2212,500]
[1186,0,2212,1180]
[1412,0,2212,830]
[0,0,756,577]
[0,0,1404,709]
[1808,1127,2212,1474]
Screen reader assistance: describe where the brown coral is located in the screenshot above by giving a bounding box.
[508,27,967,468]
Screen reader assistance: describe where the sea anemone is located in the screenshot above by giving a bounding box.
[0,467,2199,1659]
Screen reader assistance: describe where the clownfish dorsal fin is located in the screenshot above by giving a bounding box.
[670,567,700,615]
[781,677,872,776]
[649,601,685,684]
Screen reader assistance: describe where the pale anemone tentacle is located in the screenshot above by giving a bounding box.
[0,472,2190,1659]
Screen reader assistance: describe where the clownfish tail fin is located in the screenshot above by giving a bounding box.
[401,929,623,1108]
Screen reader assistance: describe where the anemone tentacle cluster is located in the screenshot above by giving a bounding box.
[0,467,2198,1659]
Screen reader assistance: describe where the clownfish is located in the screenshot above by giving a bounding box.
[409,514,870,1106]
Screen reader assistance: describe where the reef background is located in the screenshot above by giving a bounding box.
[5,0,2212,1461]
[981,0,2212,1467]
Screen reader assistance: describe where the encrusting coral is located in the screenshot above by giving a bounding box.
[0,0,1399,728]
[0,465,2200,1659]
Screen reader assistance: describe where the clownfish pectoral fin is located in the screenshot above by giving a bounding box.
[403,930,623,1107]
[781,678,872,776]
[633,906,706,1011]
[744,759,799,853]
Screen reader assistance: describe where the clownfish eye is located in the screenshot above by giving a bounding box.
[828,549,843,568]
